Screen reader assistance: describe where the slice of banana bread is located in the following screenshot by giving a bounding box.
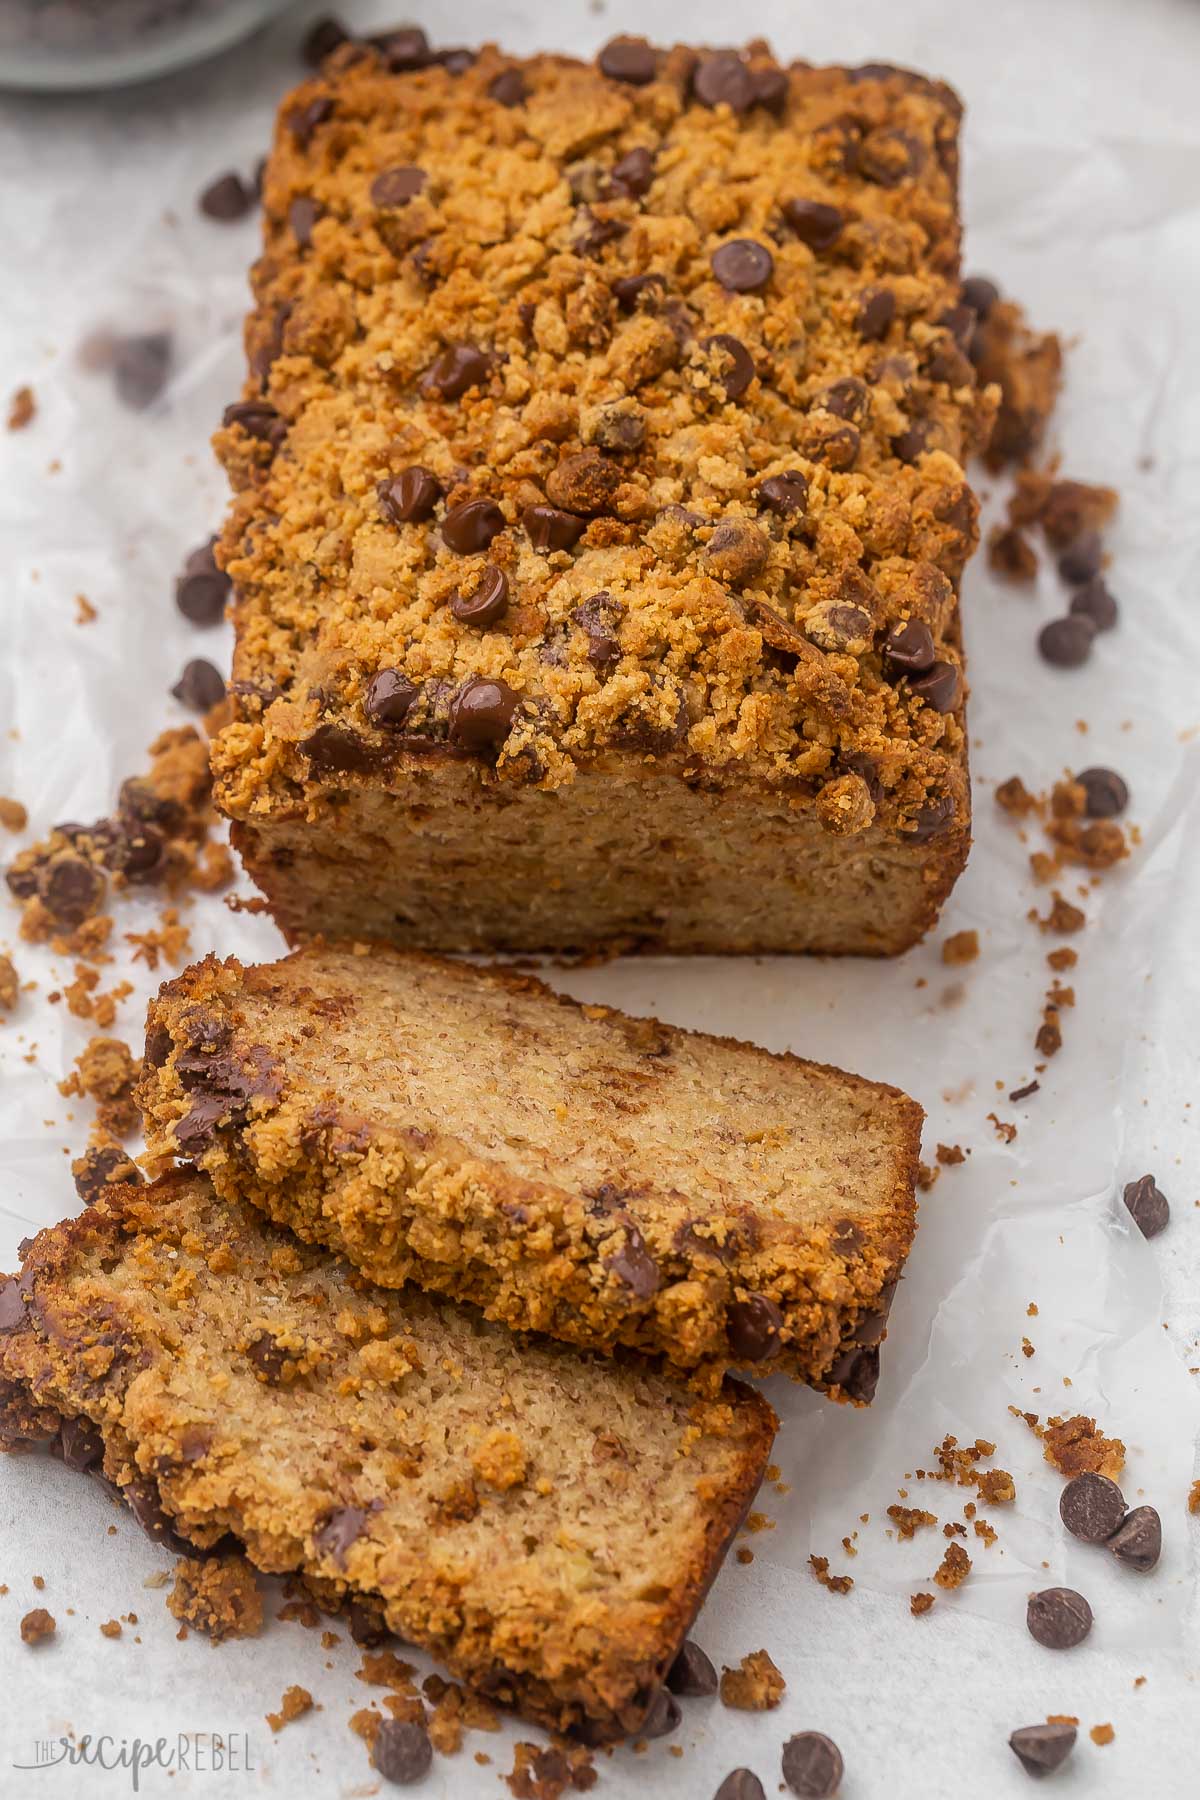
[212,36,994,956]
[137,942,922,1398]
[0,1171,775,1741]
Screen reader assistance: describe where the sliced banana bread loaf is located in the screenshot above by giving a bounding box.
[137,942,921,1398]
[0,1171,775,1742]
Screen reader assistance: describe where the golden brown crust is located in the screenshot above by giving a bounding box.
[0,1172,775,1740]
[136,943,921,1397]
[211,37,985,956]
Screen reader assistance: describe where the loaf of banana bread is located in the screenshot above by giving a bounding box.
[136,942,921,1398]
[0,1171,775,1741]
[212,35,993,955]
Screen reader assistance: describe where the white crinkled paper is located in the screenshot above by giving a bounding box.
[1,0,1199,1793]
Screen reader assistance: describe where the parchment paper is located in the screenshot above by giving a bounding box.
[2,1,1199,1793]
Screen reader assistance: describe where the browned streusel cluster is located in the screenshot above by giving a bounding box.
[212,37,994,846]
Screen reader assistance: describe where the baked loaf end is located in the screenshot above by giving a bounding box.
[0,1172,775,1741]
[212,38,991,955]
[137,943,922,1397]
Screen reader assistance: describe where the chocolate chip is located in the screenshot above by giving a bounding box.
[1026,1586,1092,1649]
[245,1332,289,1384]
[72,1142,140,1204]
[960,275,1000,319]
[1038,615,1095,668]
[314,1505,369,1567]
[371,25,430,69]
[199,171,255,222]
[42,856,105,926]
[607,1227,660,1300]
[288,95,333,149]
[0,1278,25,1333]
[1009,1722,1076,1779]
[1060,1472,1126,1543]
[666,1639,717,1697]
[442,498,506,553]
[123,1478,193,1554]
[172,659,226,712]
[701,333,755,402]
[1069,576,1118,631]
[639,1687,680,1739]
[301,723,379,775]
[856,285,895,341]
[782,198,844,249]
[612,272,666,311]
[693,51,756,114]
[372,1717,432,1785]
[420,343,494,401]
[908,660,961,712]
[1057,529,1103,585]
[781,1732,843,1798]
[892,421,932,464]
[759,472,809,518]
[704,519,770,587]
[522,504,586,552]
[609,147,656,199]
[378,465,442,525]
[488,69,528,107]
[174,1095,228,1155]
[882,619,935,676]
[370,165,427,207]
[573,208,629,258]
[448,677,519,751]
[57,1415,105,1473]
[750,66,788,114]
[910,793,956,841]
[1122,1173,1169,1239]
[818,376,871,423]
[175,541,230,625]
[714,1775,766,1800]
[598,36,657,85]
[301,15,347,66]
[1107,1505,1161,1572]
[348,1599,390,1647]
[451,566,509,628]
[288,195,321,249]
[437,48,476,75]
[1076,766,1128,818]
[726,1292,783,1363]
[1009,1080,1040,1102]
[825,1342,880,1402]
[222,398,287,448]
[572,592,624,670]
[365,670,417,729]
[113,334,171,410]
[711,239,774,295]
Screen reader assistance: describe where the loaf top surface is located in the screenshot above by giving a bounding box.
[213,36,991,842]
[0,1171,775,1734]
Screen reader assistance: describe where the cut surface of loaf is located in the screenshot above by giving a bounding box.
[137,943,922,1396]
[0,1172,775,1741]
[212,37,992,955]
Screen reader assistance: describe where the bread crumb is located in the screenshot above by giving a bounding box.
[809,1555,853,1595]
[987,524,1038,582]
[167,1555,264,1643]
[933,1543,971,1590]
[266,1686,314,1733]
[887,1504,938,1539]
[910,1592,935,1616]
[736,1547,754,1565]
[7,386,35,431]
[505,1740,597,1797]
[1046,947,1078,971]
[75,594,98,626]
[20,1608,55,1645]
[58,1035,140,1137]
[936,1144,965,1166]
[0,955,18,1013]
[1090,1723,1115,1747]
[995,775,1040,817]
[942,929,979,966]
[126,907,191,971]
[0,797,28,832]
[988,1113,1017,1143]
[1041,1414,1126,1480]
[719,1649,786,1711]
[1188,1480,1200,1516]
[99,1619,122,1638]
[916,1162,940,1192]
[1030,891,1086,934]
[471,1427,528,1491]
